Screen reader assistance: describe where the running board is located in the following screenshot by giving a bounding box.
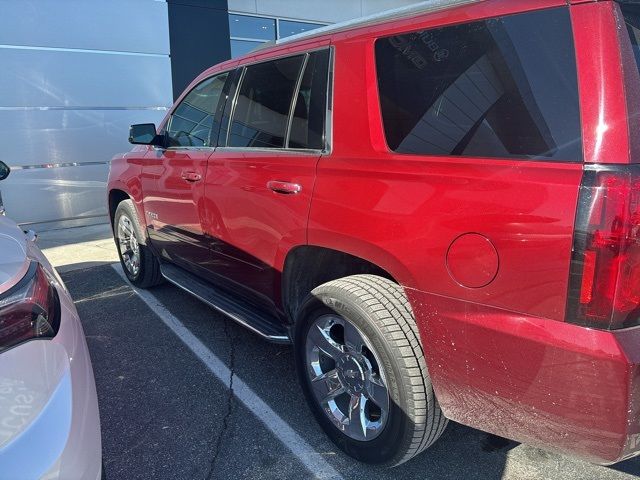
[160,263,290,344]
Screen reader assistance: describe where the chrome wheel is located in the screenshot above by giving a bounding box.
[117,214,140,277]
[305,314,389,441]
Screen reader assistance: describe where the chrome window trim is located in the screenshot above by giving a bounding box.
[215,146,322,156]
[157,146,217,152]
[324,46,335,156]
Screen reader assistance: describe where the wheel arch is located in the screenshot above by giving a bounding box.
[108,189,130,229]
[282,244,407,322]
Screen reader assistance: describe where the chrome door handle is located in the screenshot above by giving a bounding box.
[181,171,202,182]
[267,181,301,195]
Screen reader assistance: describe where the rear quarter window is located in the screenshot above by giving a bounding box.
[375,7,583,161]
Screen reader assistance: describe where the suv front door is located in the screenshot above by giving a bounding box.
[143,72,230,275]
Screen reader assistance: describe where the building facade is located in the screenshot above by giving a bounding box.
[0,0,418,228]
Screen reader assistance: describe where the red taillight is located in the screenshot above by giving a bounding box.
[579,250,597,304]
[567,166,640,329]
[0,262,60,352]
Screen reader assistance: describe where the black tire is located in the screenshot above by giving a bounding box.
[294,274,447,467]
[113,199,163,288]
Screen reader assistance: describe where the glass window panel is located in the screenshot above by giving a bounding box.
[289,49,330,149]
[229,56,304,149]
[278,20,325,39]
[231,39,265,58]
[167,73,228,147]
[229,14,275,41]
[375,8,582,161]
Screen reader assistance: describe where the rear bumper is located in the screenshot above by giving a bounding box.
[408,289,640,464]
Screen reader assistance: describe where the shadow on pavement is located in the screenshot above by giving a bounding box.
[611,457,640,476]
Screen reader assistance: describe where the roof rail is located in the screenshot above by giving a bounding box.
[272,0,484,46]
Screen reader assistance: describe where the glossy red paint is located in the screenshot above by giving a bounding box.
[202,148,320,312]
[107,146,147,231]
[407,287,640,463]
[572,2,631,164]
[107,0,640,464]
[141,148,212,271]
[446,233,499,288]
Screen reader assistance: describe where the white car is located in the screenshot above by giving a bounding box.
[0,161,102,479]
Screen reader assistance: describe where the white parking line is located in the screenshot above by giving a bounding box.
[112,265,345,480]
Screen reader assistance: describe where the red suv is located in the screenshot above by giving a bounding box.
[108,0,640,467]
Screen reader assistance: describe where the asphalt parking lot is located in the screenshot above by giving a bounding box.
[61,261,640,480]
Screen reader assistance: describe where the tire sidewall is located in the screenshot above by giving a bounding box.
[294,286,413,465]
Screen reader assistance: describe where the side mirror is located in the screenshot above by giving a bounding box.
[0,161,10,181]
[129,123,163,146]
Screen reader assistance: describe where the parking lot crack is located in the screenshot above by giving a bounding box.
[205,319,237,480]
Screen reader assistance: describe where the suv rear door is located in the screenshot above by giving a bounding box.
[203,49,331,312]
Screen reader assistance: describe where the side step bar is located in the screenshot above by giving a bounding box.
[160,263,290,344]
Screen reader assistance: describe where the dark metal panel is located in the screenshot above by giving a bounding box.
[168,0,232,100]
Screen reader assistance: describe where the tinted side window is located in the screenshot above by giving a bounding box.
[167,73,228,147]
[375,8,582,161]
[228,55,304,148]
[289,49,330,150]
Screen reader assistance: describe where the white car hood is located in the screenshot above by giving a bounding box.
[0,215,29,294]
